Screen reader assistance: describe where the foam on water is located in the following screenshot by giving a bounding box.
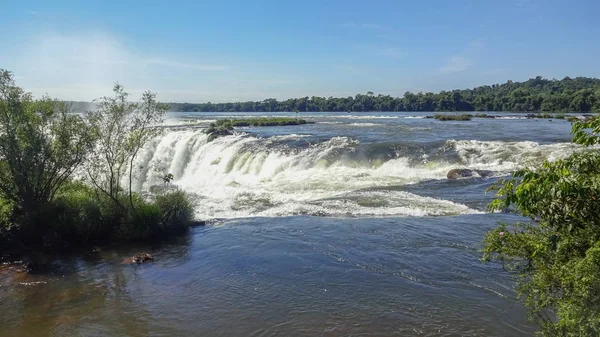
[127,128,580,219]
[448,139,581,171]
[337,115,400,119]
[349,122,383,126]
[495,116,528,120]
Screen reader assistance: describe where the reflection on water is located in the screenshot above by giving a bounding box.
[2,113,566,336]
[1,215,534,336]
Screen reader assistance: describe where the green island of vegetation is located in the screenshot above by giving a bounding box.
[0,69,196,264]
[205,117,309,140]
[433,114,473,121]
[168,76,600,113]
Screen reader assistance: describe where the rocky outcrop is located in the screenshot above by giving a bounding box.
[447,169,495,179]
[207,128,233,142]
[132,253,154,264]
[149,184,180,195]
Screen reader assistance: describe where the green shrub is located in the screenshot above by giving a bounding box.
[20,181,196,244]
[110,191,194,241]
[555,113,565,119]
[0,197,14,248]
[117,197,163,240]
[52,182,106,240]
[205,121,234,141]
[483,116,600,335]
[211,117,308,128]
[434,114,472,121]
[0,197,13,230]
[205,118,309,141]
[154,190,194,234]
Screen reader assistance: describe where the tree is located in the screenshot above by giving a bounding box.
[483,116,600,335]
[86,84,167,209]
[171,76,600,113]
[0,69,95,218]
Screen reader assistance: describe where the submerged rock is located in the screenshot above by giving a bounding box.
[1,261,30,273]
[207,129,233,142]
[132,253,154,264]
[149,184,179,195]
[447,169,495,179]
[0,256,56,274]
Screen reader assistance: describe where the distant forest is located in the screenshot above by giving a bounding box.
[168,76,600,113]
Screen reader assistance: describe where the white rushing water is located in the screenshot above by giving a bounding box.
[127,127,581,219]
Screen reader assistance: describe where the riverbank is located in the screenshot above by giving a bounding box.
[429,113,597,121]
[0,184,202,270]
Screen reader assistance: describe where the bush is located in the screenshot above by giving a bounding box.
[209,117,308,129]
[0,197,15,249]
[0,197,13,230]
[155,190,194,234]
[434,114,472,121]
[205,118,309,141]
[483,116,600,335]
[53,182,105,242]
[0,180,196,249]
[114,191,193,240]
[116,196,163,240]
[0,76,195,255]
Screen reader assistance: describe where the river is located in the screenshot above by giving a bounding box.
[1,112,580,336]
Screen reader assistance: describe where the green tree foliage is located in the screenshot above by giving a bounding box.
[0,70,95,219]
[86,84,168,209]
[0,72,194,253]
[483,116,600,335]
[169,76,600,113]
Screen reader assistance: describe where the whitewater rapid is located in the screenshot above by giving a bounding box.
[125,125,582,219]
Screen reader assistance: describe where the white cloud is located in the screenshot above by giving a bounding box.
[440,56,470,73]
[379,47,405,58]
[467,38,486,49]
[354,45,405,58]
[481,68,508,76]
[438,39,485,74]
[360,23,383,29]
[339,23,384,30]
[142,59,229,71]
[5,31,230,101]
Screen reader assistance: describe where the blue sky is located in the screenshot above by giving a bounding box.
[1,0,599,102]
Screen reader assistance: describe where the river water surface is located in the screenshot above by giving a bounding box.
[0,112,581,336]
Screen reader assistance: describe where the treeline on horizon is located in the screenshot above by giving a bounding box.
[168,76,600,113]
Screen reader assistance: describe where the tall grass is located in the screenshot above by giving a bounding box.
[0,181,196,251]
